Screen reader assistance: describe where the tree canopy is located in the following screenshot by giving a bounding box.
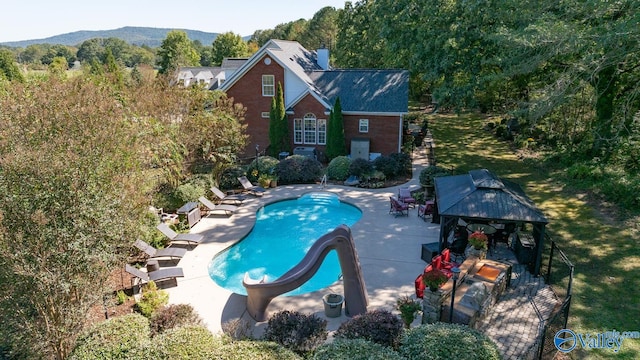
[210,32,250,66]
[156,30,201,74]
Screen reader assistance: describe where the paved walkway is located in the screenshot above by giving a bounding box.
[161,144,560,359]
[479,245,561,359]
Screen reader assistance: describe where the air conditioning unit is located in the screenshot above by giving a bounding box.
[293,146,317,160]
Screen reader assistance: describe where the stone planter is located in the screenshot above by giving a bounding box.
[270,179,277,188]
[465,246,487,260]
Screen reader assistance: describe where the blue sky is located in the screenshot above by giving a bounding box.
[0,1,346,43]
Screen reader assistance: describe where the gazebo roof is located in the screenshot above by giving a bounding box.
[434,169,548,224]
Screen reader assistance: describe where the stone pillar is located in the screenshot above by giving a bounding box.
[421,288,444,324]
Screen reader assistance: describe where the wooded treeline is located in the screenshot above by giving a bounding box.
[255,0,640,207]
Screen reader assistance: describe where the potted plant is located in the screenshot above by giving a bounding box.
[258,174,271,188]
[466,230,488,259]
[396,295,422,328]
[469,231,488,250]
[422,268,448,292]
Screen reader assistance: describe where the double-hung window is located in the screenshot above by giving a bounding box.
[262,75,274,96]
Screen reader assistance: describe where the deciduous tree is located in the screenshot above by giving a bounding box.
[156,30,201,74]
[0,78,148,359]
[210,32,249,66]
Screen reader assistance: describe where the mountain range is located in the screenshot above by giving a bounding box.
[0,26,227,48]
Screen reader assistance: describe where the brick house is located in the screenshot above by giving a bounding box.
[219,39,409,161]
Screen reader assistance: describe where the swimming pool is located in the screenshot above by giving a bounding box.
[208,192,362,296]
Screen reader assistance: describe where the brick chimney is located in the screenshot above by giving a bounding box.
[316,46,329,70]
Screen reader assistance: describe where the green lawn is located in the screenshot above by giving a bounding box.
[428,112,640,359]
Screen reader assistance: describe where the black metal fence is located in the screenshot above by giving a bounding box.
[536,237,574,359]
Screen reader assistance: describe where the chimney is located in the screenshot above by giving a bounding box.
[317,46,329,70]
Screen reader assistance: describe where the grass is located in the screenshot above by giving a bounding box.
[428,112,640,359]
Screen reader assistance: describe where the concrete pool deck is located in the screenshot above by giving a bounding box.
[160,144,561,359]
[163,146,438,336]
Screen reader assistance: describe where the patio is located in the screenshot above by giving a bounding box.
[161,145,560,359]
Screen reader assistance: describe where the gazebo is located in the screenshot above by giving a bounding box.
[434,169,549,275]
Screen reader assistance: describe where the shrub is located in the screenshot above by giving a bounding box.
[211,340,302,360]
[173,182,204,204]
[310,338,403,360]
[349,158,373,177]
[262,310,328,354]
[153,325,219,359]
[247,156,280,182]
[219,166,245,190]
[150,304,204,336]
[419,165,449,187]
[299,157,323,183]
[222,318,254,340]
[389,152,412,176]
[399,323,501,360]
[135,281,169,318]
[333,309,403,349]
[116,290,128,305]
[275,155,323,184]
[69,313,152,359]
[396,295,422,328]
[373,155,400,178]
[326,156,351,181]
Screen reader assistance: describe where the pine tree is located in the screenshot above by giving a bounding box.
[325,97,347,160]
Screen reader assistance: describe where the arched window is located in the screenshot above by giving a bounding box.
[293,113,326,145]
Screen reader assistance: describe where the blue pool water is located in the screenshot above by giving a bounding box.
[208,192,362,296]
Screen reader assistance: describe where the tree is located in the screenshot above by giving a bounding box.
[0,49,24,82]
[178,88,248,184]
[325,97,347,160]
[0,77,148,359]
[210,32,249,66]
[48,56,68,78]
[156,30,201,75]
[268,82,289,157]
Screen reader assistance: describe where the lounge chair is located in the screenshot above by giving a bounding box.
[198,196,238,216]
[389,196,409,217]
[156,222,204,248]
[133,239,187,263]
[237,176,266,196]
[125,263,184,286]
[211,186,246,205]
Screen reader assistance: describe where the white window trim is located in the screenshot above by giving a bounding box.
[294,118,303,144]
[261,112,270,118]
[359,119,369,133]
[262,75,275,96]
[294,113,326,145]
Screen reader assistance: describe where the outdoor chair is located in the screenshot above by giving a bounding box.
[237,176,266,196]
[133,239,187,264]
[417,200,435,221]
[389,196,409,217]
[398,187,416,208]
[210,186,246,205]
[125,263,184,287]
[198,196,238,216]
[156,222,204,248]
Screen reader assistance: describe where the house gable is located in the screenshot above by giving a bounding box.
[218,39,408,158]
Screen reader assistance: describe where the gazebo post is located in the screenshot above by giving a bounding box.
[532,224,546,276]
